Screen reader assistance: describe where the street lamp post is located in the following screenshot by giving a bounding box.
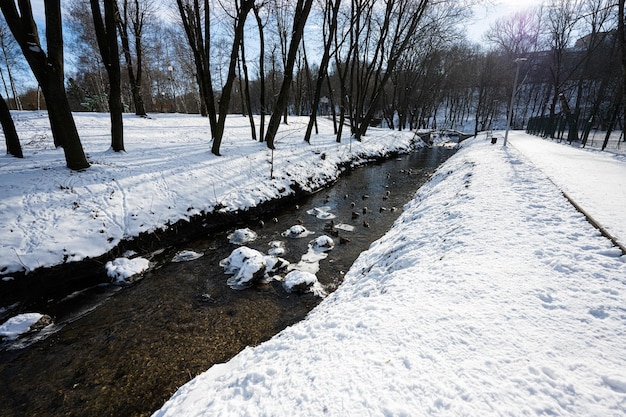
[504,57,527,146]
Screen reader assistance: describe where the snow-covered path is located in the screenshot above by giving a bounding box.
[153,136,626,416]
[509,132,626,248]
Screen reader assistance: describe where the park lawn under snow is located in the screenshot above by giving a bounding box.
[152,133,626,416]
[0,111,419,276]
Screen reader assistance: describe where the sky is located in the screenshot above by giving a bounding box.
[467,0,546,42]
[21,0,545,45]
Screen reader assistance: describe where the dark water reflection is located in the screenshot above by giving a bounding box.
[0,146,455,417]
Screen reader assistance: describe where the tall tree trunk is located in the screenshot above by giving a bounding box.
[211,0,255,156]
[240,37,256,140]
[304,0,340,144]
[254,5,266,142]
[265,0,314,149]
[1,1,89,170]
[91,0,124,152]
[0,94,22,158]
[176,0,216,130]
[0,38,22,110]
[326,75,338,136]
[237,53,246,116]
[617,0,626,129]
[558,93,578,142]
[117,0,147,116]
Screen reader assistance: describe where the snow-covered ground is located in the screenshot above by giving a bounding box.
[2,112,625,416]
[152,132,626,416]
[0,112,419,276]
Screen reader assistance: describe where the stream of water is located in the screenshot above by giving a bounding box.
[0,145,455,417]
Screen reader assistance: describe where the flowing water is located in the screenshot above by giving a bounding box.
[0,146,455,417]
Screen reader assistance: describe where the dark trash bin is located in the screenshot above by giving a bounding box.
[491,137,497,144]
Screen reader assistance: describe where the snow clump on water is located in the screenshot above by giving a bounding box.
[280,235,334,297]
[267,241,286,256]
[228,228,258,244]
[220,246,289,290]
[281,225,315,238]
[310,235,335,251]
[283,271,326,297]
[293,235,335,274]
[105,257,150,285]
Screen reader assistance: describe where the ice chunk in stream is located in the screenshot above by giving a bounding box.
[172,250,204,263]
[306,206,336,220]
[105,257,150,285]
[283,270,326,297]
[228,228,258,244]
[220,246,290,289]
[281,225,315,238]
[334,223,355,232]
[268,241,286,256]
[310,235,335,251]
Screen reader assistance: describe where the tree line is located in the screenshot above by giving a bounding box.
[1,0,624,170]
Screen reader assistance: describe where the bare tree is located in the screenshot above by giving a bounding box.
[117,0,151,116]
[618,0,625,133]
[265,0,314,149]
[337,0,447,140]
[176,0,254,155]
[304,0,341,144]
[484,9,542,56]
[176,0,218,124]
[484,7,545,132]
[0,16,23,110]
[211,0,255,155]
[472,50,508,134]
[271,0,293,125]
[90,0,124,151]
[239,16,256,140]
[67,0,109,112]
[573,0,616,144]
[0,93,21,157]
[253,3,268,141]
[1,1,90,170]
[545,0,583,124]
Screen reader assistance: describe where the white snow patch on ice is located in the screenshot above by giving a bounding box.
[288,235,335,277]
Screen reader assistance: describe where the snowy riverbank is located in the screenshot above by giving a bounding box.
[0,112,421,277]
[153,133,626,416]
